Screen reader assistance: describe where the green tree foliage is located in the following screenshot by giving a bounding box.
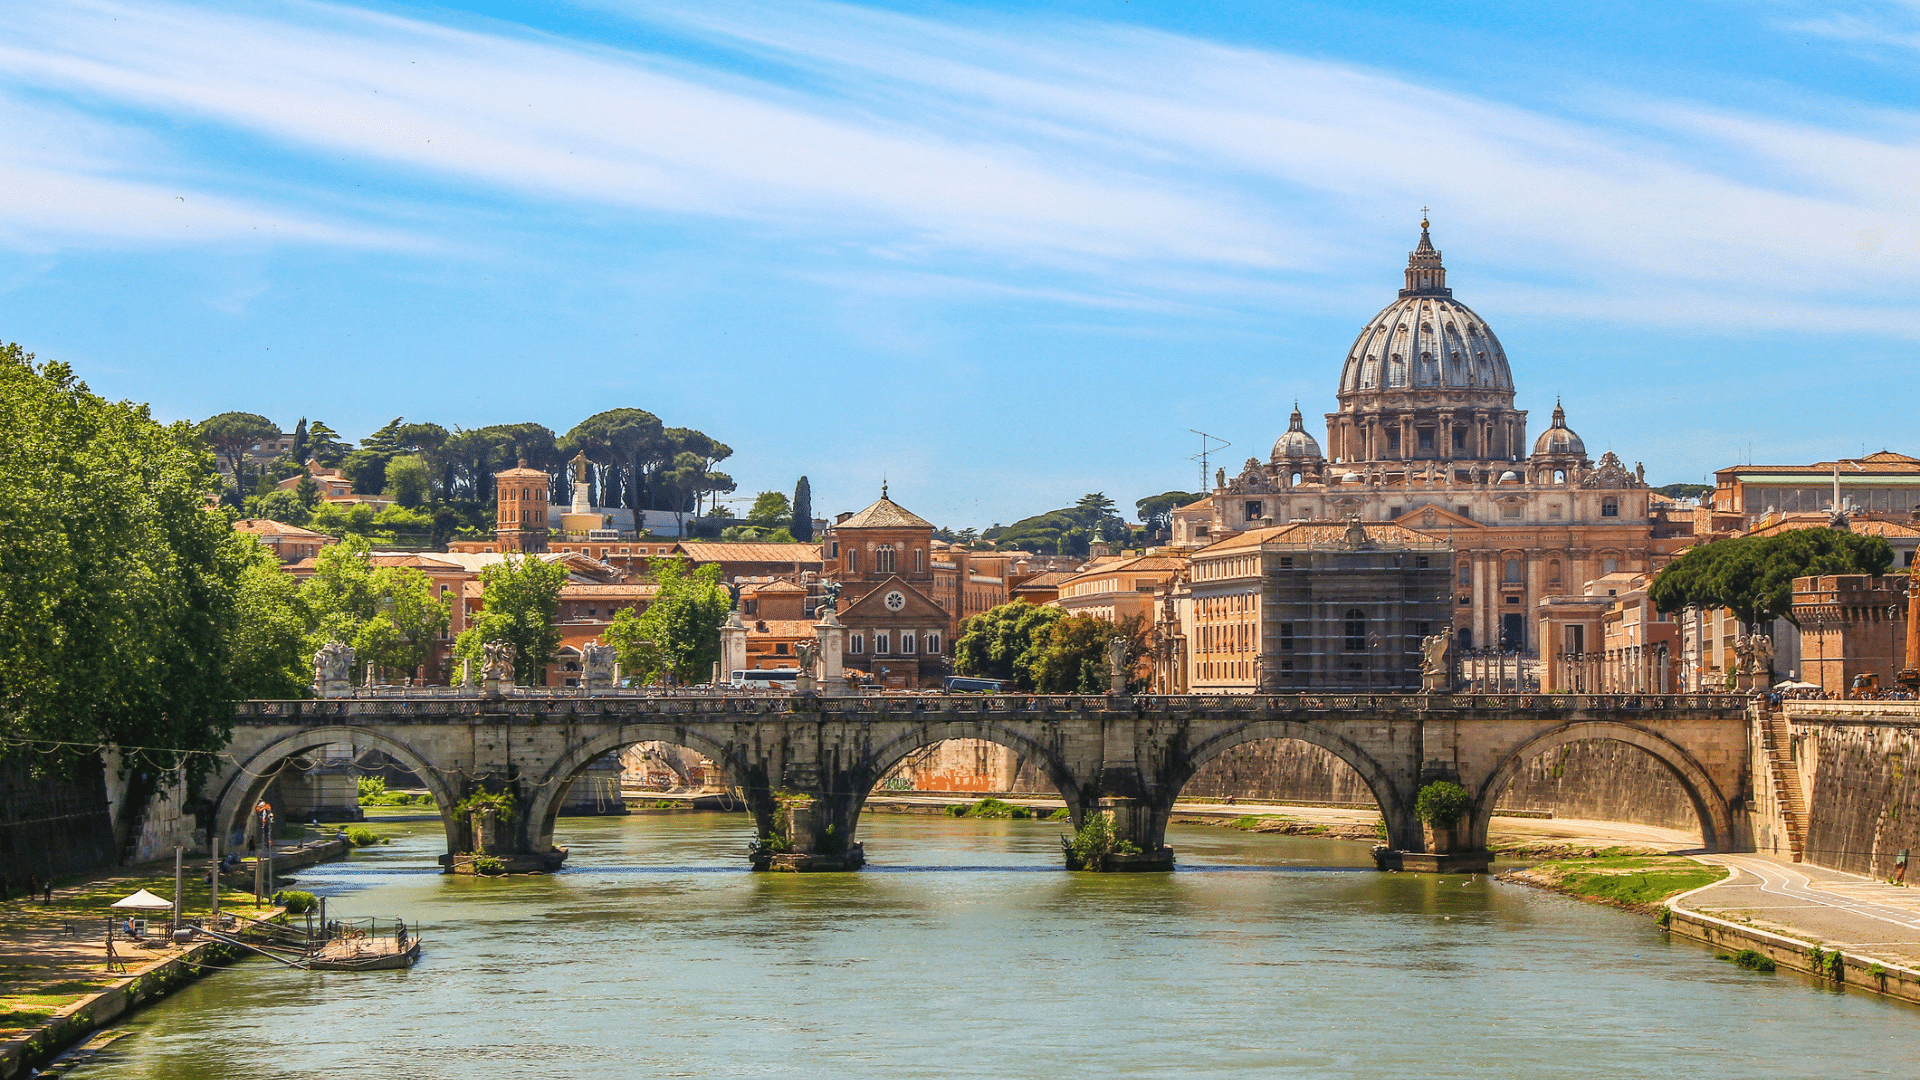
[227,538,309,699]
[453,554,568,685]
[718,524,796,543]
[953,603,1067,690]
[1649,529,1893,626]
[2,344,245,792]
[606,559,730,685]
[197,411,280,501]
[747,490,791,528]
[245,489,311,526]
[1135,490,1205,533]
[384,454,432,508]
[302,420,352,467]
[1652,483,1711,501]
[295,472,320,508]
[564,407,666,510]
[301,535,451,682]
[791,476,813,542]
[992,494,1131,555]
[1030,612,1152,693]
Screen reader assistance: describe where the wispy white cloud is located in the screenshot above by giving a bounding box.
[1,0,1917,332]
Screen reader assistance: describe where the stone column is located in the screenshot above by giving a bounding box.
[720,611,747,683]
[815,609,848,695]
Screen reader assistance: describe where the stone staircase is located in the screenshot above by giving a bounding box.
[1759,713,1808,862]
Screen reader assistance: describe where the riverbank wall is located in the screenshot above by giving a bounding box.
[1767,702,1920,877]
[877,736,1701,831]
[1666,893,1920,1006]
[0,929,259,1079]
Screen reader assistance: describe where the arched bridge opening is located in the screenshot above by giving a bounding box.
[525,726,759,865]
[211,726,463,857]
[842,725,1087,864]
[1170,722,1417,852]
[1468,722,1734,854]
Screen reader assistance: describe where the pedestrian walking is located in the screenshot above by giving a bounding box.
[43,879,52,905]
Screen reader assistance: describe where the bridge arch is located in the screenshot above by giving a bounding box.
[525,725,755,856]
[850,722,1086,842]
[1469,721,1733,853]
[214,726,462,855]
[1174,721,1417,850]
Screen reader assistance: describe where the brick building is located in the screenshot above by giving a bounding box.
[1794,574,1910,697]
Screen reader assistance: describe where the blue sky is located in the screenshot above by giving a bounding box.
[4,0,1918,529]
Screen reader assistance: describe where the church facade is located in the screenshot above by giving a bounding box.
[1172,221,1654,656]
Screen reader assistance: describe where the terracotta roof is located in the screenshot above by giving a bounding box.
[233,519,330,540]
[1200,520,1447,551]
[674,542,822,564]
[366,554,465,570]
[1012,571,1078,590]
[1176,497,1214,512]
[745,579,808,594]
[494,464,550,478]
[1746,514,1920,539]
[560,583,659,598]
[836,494,933,530]
[745,619,817,637]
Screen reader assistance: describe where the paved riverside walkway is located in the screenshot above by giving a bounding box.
[1683,854,1920,969]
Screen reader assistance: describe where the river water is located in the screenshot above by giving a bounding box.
[66,813,1913,1078]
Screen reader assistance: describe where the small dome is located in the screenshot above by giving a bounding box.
[1341,471,1362,484]
[1270,404,1324,463]
[1499,470,1520,482]
[1532,400,1586,458]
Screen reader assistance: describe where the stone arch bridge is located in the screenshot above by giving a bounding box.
[208,692,1753,873]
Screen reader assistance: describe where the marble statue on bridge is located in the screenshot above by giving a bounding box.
[313,641,354,699]
[1419,633,1450,693]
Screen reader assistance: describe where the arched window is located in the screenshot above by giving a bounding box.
[1504,558,1522,584]
[1554,469,1566,484]
[875,546,896,574]
[1344,609,1366,651]
[901,632,916,654]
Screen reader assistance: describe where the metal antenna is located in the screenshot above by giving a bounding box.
[1189,429,1231,491]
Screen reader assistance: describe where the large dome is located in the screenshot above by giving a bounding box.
[1336,225,1514,399]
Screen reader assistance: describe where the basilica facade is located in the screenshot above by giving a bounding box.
[1172,221,1653,655]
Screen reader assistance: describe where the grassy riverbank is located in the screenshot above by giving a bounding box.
[1504,853,1728,913]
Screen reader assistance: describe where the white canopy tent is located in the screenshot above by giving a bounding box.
[108,889,175,911]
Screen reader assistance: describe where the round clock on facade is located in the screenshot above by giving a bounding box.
[883,590,906,612]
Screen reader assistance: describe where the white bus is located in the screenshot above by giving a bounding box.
[729,669,801,690]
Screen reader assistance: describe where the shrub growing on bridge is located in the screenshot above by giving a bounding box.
[1414,781,1471,828]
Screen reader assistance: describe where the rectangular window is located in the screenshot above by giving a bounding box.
[849,634,864,654]
[874,633,891,654]
[1388,429,1401,453]
[1455,505,1471,520]
[901,632,916,654]
[1279,556,1293,569]
[847,550,859,572]
[1280,659,1294,676]
[1501,503,1521,519]
[1453,428,1466,450]
[1418,429,1434,452]
[1415,555,1429,569]
[1279,623,1294,651]
[926,633,941,655]
[1457,563,1471,585]
[1245,500,1262,522]
[1417,621,1431,639]
[1601,497,1619,518]
[829,541,839,558]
